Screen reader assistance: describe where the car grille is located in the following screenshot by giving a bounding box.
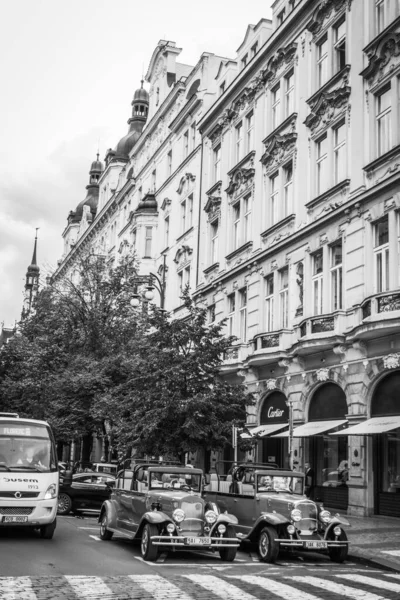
[296,500,318,533]
[0,507,34,516]
[180,501,203,534]
[0,492,39,498]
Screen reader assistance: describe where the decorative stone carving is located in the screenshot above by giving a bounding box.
[316,368,330,382]
[208,107,238,142]
[361,27,400,86]
[307,0,349,37]
[262,42,297,83]
[177,173,196,195]
[383,353,400,370]
[266,378,277,391]
[161,197,172,211]
[204,195,221,219]
[261,132,297,172]
[226,167,255,197]
[173,244,193,267]
[295,261,304,316]
[304,83,351,132]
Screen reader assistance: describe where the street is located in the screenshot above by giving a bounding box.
[1,513,400,599]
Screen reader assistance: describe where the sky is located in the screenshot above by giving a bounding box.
[0,0,272,327]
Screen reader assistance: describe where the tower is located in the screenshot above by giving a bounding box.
[22,229,40,319]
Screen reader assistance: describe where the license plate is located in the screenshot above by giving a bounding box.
[305,541,327,549]
[3,516,28,523]
[184,537,211,545]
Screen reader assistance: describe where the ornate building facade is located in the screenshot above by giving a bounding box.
[53,1,400,516]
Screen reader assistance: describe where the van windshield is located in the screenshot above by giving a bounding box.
[0,422,57,473]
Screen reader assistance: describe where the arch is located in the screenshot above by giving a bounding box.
[259,391,288,424]
[308,382,347,421]
[371,370,400,417]
[186,78,200,100]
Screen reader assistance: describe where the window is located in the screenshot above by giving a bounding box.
[167,150,172,177]
[210,220,219,263]
[376,0,390,34]
[144,227,152,257]
[271,84,280,130]
[208,304,216,324]
[283,162,293,217]
[317,35,328,88]
[279,267,289,328]
[246,111,254,152]
[277,8,286,25]
[235,121,243,162]
[181,194,193,233]
[164,216,170,248]
[270,172,279,225]
[213,144,221,182]
[251,42,258,57]
[233,202,241,249]
[376,86,392,156]
[374,217,389,292]
[243,194,252,242]
[151,170,156,192]
[239,288,247,342]
[219,81,226,96]
[333,123,346,183]
[131,229,136,252]
[265,274,274,332]
[334,18,346,72]
[313,250,324,315]
[178,265,191,293]
[289,0,296,11]
[331,243,343,310]
[241,54,248,69]
[228,293,236,336]
[183,130,189,158]
[316,135,328,195]
[191,123,196,150]
[285,71,294,117]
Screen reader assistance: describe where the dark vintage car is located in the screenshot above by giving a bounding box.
[203,462,349,563]
[58,472,116,515]
[98,463,240,562]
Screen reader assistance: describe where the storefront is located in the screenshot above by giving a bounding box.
[258,392,289,468]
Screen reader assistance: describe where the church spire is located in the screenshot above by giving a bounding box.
[22,229,40,319]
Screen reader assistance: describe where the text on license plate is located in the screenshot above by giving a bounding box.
[184,537,211,545]
[305,541,327,549]
[3,516,28,523]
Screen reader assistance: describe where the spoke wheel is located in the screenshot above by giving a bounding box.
[328,529,348,563]
[40,518,56,539]
[141,523,159,562]
[258,526,279,563]
[218,524,237,562]
[57,493,72,515]
[99,513,113,540]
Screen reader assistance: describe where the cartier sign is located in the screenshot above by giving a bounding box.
[268,407,284,418]
[260,392,288,424]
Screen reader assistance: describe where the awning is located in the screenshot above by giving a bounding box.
[330,415,400,436]
[273,419,348,438]
[240,423,288,439]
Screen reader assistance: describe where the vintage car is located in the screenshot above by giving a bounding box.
[203,462,349,564]
[98,463,240,562]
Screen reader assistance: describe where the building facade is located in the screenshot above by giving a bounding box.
[53,1,400,516]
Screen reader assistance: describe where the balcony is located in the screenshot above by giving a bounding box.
[292,312,346,356]
[247,330,294,366]
[347,291,400,341]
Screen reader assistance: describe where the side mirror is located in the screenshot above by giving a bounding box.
[62,470,73,486]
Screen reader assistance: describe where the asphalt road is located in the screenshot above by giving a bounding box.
[1,513,400,599]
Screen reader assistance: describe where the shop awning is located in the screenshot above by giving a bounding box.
[330,415,400,436]
[240,423,288,439]
[273,419,348,438]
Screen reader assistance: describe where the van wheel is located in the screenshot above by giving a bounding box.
[40,518,56,539]
[57,493,72,515]
[258,526,279,563]
[141,523,159,561]
[99,513,113,540]
[219,525,237,562]
[328,530,348,563]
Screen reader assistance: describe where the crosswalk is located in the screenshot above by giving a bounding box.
[1,572,400,600]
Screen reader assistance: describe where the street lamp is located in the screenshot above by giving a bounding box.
[129,253,167,310]
[286,397,294,471]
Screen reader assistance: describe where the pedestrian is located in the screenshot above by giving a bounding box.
[304,462,315,499]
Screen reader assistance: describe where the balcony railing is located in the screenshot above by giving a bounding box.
[298,314,338,338]
[378,293,400,313]
[361,291,400,320]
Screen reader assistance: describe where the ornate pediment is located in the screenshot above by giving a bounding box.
[225,167,255,197]
[176,172,196,195]
[307,0,349,37]
[361,25,400,86]
[161,197,172,211]
[204,195,221,216]
[261,132,297,172]
[208,107,238,142]
[304,83,350,132]
[262,42,297,83]
[173,244,193,266]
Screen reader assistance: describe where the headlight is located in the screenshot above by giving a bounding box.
[333,525,342,536]
[287,524,295,535]
[291,509,302,522]
[217,524,226,534]
[205,510,217,524]
[172,509,185,523]
[166,523,175,533]
[320,510,331,523]
[44,484,57,499]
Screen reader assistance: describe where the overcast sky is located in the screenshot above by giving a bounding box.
[0,0,272,327]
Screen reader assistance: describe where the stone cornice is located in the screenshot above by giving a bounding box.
[360,18,400,82]
[363,144,400,174]
[203,262,220,275]
[205,180,222,197]
[305,179,350,211]
[260,131,297,170]
[304,68,351,132]
[204,196,221,214]
[225,241,253,262]
[262,113,298,146]
[227,151,256,178]
[260,214,296,239]
[262,41,297,83]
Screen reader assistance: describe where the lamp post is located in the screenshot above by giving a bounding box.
[286,397,294,471]
[130,253,167,310]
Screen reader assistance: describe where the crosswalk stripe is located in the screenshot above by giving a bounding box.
[385,574,400,580]
[339,574,400,593]
[128,575,192,599]
[290,576,389,600]
[0,577,37,600]
[65,576,114,598]
[184,574,258,599]
[232,575,320,600]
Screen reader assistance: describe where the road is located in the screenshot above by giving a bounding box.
[1,513,400,599]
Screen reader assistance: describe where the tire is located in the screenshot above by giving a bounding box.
[218,524,237,562]
[258,526,279,563]
[40,518,56,539]
[57,493,72,515]
[328,529,348,563]
[99,512,113,541]
[141,523,159,562]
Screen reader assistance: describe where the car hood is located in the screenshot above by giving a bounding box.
[148,491,205,513]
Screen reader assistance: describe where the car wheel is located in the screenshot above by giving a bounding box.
[141,523,159,562]
[328,529,348,563]
[218,524,237,562]
[57,493,72,515]
[99,512,113,541]
[40,518,56,539]
[258,526,279,563]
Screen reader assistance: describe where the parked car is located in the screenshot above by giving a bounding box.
[98,463,239,562]
[203,462,349,564]
[58,472,116,515]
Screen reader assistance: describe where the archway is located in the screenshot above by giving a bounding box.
[259,392,288,468]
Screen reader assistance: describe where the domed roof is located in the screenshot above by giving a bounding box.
[114,130,141,160]
[133,84,149,104]
[72,187,99,222]
[136,192,158,213]
[90,154,103,173]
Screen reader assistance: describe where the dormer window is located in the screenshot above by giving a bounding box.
[251,42,258,57]
[219,81,226,96]
[277,8,286,26]
[241,54,248,70]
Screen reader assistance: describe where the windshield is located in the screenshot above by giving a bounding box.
[257,474,304,495]
[0,422,57,473]
[149,471,201,492]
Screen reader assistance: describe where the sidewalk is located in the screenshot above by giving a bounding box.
[337,512,400,571]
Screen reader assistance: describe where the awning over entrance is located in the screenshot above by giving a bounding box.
[273,419,348,438]
[240,423,288,439]
[330,415,400,435]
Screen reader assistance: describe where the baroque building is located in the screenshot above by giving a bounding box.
[53,1,400,517]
